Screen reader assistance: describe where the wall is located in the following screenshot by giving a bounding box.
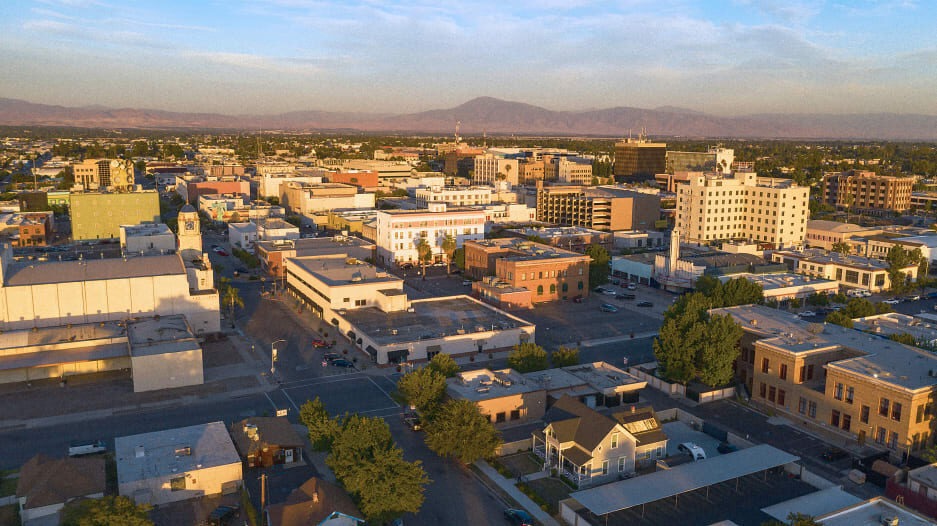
[71,192,161,240]
[124,233,176,255]
[120,462,242,507]
[131,348,204,392]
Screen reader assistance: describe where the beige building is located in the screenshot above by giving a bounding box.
[70,191,160,240]
[375,203,486,265]
[613,138,666,179]
[116,421,242,506]
[415,185,492,207]
[255,235,375,278]
[280,182,375,217]
[719,304,937,460]
[805,220,881,252]
[73,158,135,191]
[674,171,808,248]
[544,156,593,185]
[120,222,176,256]
[519,158,545,184]
[771,249,917,293]
[822,170,914,214]
[474,154,520,185]
[535,183,660,232]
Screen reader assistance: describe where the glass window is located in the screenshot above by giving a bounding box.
[808,401,817,418]
[762,358,769,373]
[601,460,609,476]
[831,410,840,427]
[618,457,626,472]
[880,398,890,417]
[842,414,851,431]
[876,427,886,445]
[777,389,786,406]
[170,476,186,491]
[888,431,899,449]
[892,402,902,421]
[760,383,767,398]
[768,386,776,402]
[611,433,619,449]
[845,387,854,404]
[860,405,870,424]
[834,383,844,400]
[779,364,787,380]
[798,397,807,414]
[536,285,543,296]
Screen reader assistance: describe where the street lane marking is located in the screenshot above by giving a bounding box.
[263,391,279,412]
[368,376,400,407]
[280,388,302,414]
[280,375,367,391]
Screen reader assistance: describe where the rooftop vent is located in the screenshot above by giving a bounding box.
[175,446,192,456]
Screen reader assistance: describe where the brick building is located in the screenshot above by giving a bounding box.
[821,170,914,214]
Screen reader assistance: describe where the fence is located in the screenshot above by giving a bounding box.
[628,365,686,397]
[886,478,937,519]
[497,438,531,457]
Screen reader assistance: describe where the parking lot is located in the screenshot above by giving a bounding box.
[271,374,400,418]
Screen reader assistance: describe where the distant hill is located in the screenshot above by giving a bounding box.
[1,96,936,140]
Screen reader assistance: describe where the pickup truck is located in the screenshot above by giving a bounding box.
[68,440,107,457]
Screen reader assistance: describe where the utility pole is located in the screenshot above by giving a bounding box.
[259,472,267,515]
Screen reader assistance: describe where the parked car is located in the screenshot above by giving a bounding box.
[717,442,738,454]
[882,298,902,305]
[503,508,534,526]
[331,359,355,369]
[615,293,636,301]
[626,283,637,290]
[821,447,849,462]
[215,249,228,257]
[68,440,107,457]
[636,301,653,307]
[798,311,817,317]
[594,287,616,296]
[312,339,333,348]
[600,303,620,313]
[322,352,341,362]
[207,505,239,526]
[677,442,706,461]
[462,279,472,286]
[907,294,921,301]
[402,410,422,431]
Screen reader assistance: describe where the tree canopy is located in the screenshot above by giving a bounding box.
[551,346,580,368]
[424,399,502,464]
[507,342,549,373]
[299,396,340,451]
[585,244,610,286]
[427,353,460,378]
[695,276,764,308]
[886,245,923,294]
[61,496,153,526]
[397,367,447,412]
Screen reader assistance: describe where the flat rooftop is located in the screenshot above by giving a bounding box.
[909,463,937,491]
[715,304,937,390]
[507,226,607,239]
[853,313,937,346]
[116,422,240,484]
[5,254,185,287]
[126,315,200,358]
[122,223,172,237]
[256,235,373,253]
[0,319,126,350]
[341,295,534,346]
[723,272,837,291]
[819,497,936,526]
[287,256,400,287]
[806,220,876,234]
[773,249,895,270]
[468,238,586,261]
[448,362,643,402]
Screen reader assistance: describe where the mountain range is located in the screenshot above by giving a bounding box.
[2,96,936,140]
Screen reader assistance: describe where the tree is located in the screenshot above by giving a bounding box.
[507,342,549,373]
[585,244,610,286]
[825,310,854,328]
[453,247,465,270]
[62,496,153,526]
[327,414,428,523]
[221,283,244,321]
[551,346,580,368]
[397,367,447,412]
[427,353,460,378]
[696,313,743,387]
[441,233,457,274]
[415,236,433,278]
[886,245,922,294]
[830,241,851,256]
[299,397,340,451]
[424,399,501,464]
[693,276,763,308]
[889,332,918,346]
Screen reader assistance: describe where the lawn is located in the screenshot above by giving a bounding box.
[525,477,572,513]
[499,452,543,477]
[0,470,17,498]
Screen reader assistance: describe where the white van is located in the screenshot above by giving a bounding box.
[677,442,707,461]
[68,440,107,457]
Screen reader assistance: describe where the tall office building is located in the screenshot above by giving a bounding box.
[535,182,660,232]
[473,154,519,185]
[613,138,666,180]
[73,159,136,191]
[674,171,808,248]
[821,170,914,214]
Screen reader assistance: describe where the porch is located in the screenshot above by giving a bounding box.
[532,431,592,488]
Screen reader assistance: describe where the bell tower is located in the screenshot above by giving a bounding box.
[177,204,202,262]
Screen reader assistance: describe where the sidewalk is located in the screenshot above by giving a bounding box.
[580,331,659,347]
[475,460,560,526]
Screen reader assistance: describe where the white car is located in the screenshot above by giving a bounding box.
[677,442,706,461]
[882,298,902,305]
[799,311,817,317]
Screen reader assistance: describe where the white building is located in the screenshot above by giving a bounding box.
[120,223,176,256]
[259,173,323,199]
[116,422,242,506]
[257,218,300,241]
[474,154,519,185]
[478,203,538,232]
[375,203,486,265]
[675,171,809,248]
[228,223,258,251]
[415,186,493,207]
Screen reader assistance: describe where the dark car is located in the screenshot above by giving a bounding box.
[821,447,849,462]
[402,410,422,431]
[503,508,533,526]
[636,301,653,307]
[717,441,738,454]
[332,359,355,369]
[207,504,239,526]
[322,352,340,362]
[615,293,636,301]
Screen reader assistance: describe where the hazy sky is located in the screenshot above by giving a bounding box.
[1,0,935,116]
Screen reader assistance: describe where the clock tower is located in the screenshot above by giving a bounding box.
[177,204,202,262]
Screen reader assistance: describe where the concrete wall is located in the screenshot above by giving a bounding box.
[71,192,161,240]
[120,462,242,507]
[131,348,204,393]
[0,356,129,384]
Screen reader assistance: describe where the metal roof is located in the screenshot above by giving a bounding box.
[569,444,799,516]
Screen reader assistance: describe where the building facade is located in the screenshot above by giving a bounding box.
[473,154,520,185]
[821,171,914,214]
[613,139,666,179]
[674,172,808,248]
[771,249,917,293]
[535,183,660,232]
[70,191,161,240]
[414,186,493,207]
[73,159,135,191]
[375,204,486,265]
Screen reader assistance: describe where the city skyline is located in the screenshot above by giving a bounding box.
[1,0,936,117]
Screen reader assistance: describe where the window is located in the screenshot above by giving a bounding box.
[777,389,786,406]
[354,299,366,307]
[808,401,817,418]
[496,412,506,423]
[806,364,814,380]
[601,460,609,476]
[892,402,902,422]
[834,383,844,400]
[562,283,568,292]
[578,281,583,290]
[611,433,619,449]
[618,457,626,472]
[917,405,925,424]
[762,358,769,373]
[760,383,767,398]
[845,387,854,404]
[842,414,851,431]
[170,476,186,491]
[779,364,787,380]
[880,398,890,417]
[550,284,556,294]
[888,431,899,449]
[536,285,543,296]
[875,427,886,445]
[768,386,776,403]
[860,405,870,424]
[831,410,840,427]
[798,397,807,414]
[799,366,806,382]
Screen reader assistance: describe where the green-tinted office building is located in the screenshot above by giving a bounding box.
[71,191,161,240]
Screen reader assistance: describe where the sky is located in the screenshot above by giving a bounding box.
[1,0,935,116]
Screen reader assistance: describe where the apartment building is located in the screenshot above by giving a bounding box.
[771,249,917,293]
[473,154,520,185]
[375,203,486,265]
[535,182,660,232]
[544,156,593,185]
[674,171,808,248]
[73,159,135,191]
[613,138,666,179]
[805,220,881,252]
[414,186,492,207]
[464,238,591,306]
[519,158,545,184]
[717,304,937,460]
[821,170,914,214]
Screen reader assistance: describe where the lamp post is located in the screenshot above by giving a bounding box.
[271,339,285,376]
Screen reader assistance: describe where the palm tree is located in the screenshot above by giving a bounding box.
[416,237,433,278]
[441,233,457,274]
[222,284,245,323]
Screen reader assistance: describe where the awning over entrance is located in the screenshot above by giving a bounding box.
[387,349,409,363]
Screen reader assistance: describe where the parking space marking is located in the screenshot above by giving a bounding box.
[368,376,400,407]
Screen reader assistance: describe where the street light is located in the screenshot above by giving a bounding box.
[271,339,285,376]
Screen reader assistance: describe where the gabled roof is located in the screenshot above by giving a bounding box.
[265,477,364,526]
[543,396,619,453]
[16,454,106,509]
[613,405,668,447]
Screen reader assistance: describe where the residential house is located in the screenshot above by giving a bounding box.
[265,477,365,526]
[231,417,304,468]
[16,454,105,525]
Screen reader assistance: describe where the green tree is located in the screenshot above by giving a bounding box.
[221,283,244,321]
[397,367,447,412]
[424,399,502,464]
[889,332,918,346]
[130,141,148,158]
[427,353,460,378]
[299,396,340,451]
[415,236,433,278]
[453,247,465,270]
[585,244,610,286]
[441,233,457,274]
[696,313,743,387]
[62,496,153,526]
[825,310,854,328]
[507,342,549,373]
[886,245,922,294]
[830,241,851,256]
[551,345,580,367]
[693,276,763,307]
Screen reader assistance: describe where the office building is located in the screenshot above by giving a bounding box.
[73,159,135,191]
[375,203,486,266]
[544,156,593,185]
[70,191,160,240]
[535,183,660,232]
[771,248,917,293]
[821,170,914,214]
[805,220,881,252]
[613,138,666,179]
[674,172,808,248]
[474,154,520,185]
[256,235,375,278]
[665,147,734,174]
[280,182,375,218]
[415,186,492,207]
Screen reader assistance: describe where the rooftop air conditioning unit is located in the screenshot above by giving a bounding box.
[880,515,899,526]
